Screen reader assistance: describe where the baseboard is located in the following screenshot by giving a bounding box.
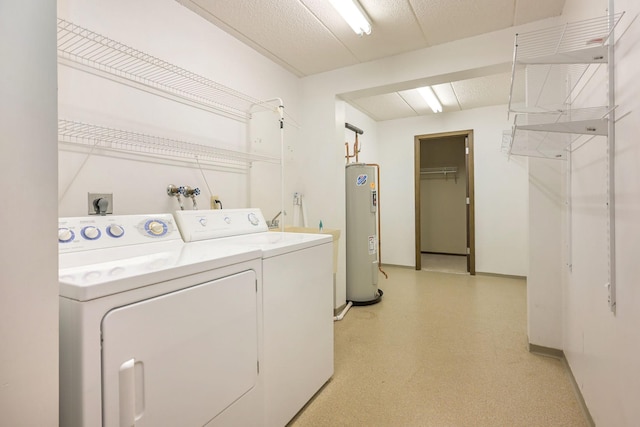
[421,251,467,257]
[476,271,527,280]
[528,343,564,359]
[528,343,595,427]
[381,263,414,269]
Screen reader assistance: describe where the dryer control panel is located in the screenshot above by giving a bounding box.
[174,209,268,242]
[58,214,181,253]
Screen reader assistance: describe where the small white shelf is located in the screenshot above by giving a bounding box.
[58,120,279,171]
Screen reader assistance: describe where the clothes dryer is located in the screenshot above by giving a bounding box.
[58,214,263,427]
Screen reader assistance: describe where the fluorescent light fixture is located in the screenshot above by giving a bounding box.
[417,86,443,113]
[329,0,372,36]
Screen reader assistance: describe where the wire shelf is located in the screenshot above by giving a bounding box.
[514,14,623,62]
[508,13,623,115]
[57,19,276,121]
[58,119,280,169]
[508,107,610,160]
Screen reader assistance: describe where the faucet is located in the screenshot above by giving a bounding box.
[268,210,285,228]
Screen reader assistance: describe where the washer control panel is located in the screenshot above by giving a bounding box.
[58,213,180,253]
[174,208,267,242]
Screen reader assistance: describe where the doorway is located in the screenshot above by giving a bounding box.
[414,130,475,274]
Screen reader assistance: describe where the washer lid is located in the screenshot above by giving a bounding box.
[203,231,332,258]
[59,244,261,301]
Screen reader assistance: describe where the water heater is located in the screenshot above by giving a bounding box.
[345,163,382,304]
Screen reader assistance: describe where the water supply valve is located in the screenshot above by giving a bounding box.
[181,186,200,210]
[167,184,184,210]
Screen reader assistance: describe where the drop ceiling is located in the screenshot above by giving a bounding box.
[176,0,565,121]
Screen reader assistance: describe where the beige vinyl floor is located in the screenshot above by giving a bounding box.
[421,253,469,274]
[289,266,588,427]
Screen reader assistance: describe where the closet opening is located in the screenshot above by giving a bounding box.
[414,130,475,274]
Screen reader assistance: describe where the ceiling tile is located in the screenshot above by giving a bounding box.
[180,0,359,75]
[451,72,514,110]
[409,0,516,45]
[352,93,419,121]
[514,0,564,25]
[177,0,567,120]
[398,90,432,115]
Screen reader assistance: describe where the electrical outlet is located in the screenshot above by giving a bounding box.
[88,193,113,215]
[210,195,220,209]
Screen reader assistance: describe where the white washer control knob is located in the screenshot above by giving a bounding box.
[224,216,231,224]
[58,228,74,243]
[107,224,125,238]
[82,226,101,240]
[199,218,208,226]
[148,221,165,236]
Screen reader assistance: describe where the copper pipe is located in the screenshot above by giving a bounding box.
[344,126,362,163]
[344,136,360,163]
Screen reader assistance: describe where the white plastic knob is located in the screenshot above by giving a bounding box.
[199,218,208,226]
[58,228,73,242]
[148,221,164,235]
[108,224,125,237]
[83,226,100,239]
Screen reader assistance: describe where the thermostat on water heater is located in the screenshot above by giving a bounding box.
[370,190,377,212]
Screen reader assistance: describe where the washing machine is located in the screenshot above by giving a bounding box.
[58,213,264,427]
[174,208,334,427]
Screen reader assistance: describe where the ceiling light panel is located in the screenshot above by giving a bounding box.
[328,0,371,35]
[430,84,461,112]
[417,86,442,113]
[303,0,428,63]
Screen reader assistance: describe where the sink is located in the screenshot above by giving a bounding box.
[272,226,340,274]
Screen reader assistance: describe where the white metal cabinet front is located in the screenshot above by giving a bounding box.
[101,270,258,427]
[262,242,334,427]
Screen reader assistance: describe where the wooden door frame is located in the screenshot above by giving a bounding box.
[414,130,475,274]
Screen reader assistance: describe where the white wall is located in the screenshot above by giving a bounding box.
[57,0,300,217]
[377,106,528,275]
[554,0,640,424]
[0,1,59,425]
[527,158,564,349]
[298,21,558,309]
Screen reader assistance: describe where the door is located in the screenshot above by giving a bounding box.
[101,270,258,427]
[414,130,475,274]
